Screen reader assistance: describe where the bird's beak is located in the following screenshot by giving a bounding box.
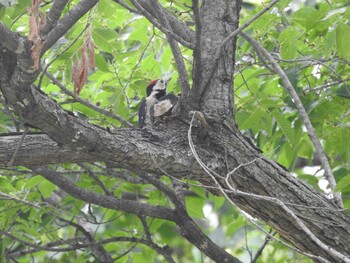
[163,74,172,85]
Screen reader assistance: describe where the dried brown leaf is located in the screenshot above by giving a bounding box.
[31,39,46,70]
[84,26,95,70]
[28,7,39,42]
[72,48,88,96]
[87,40,95,70]
[28,0,46,69]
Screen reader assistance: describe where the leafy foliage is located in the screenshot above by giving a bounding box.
[0,0,349,262]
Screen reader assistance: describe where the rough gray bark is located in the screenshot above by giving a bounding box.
[190,0,240,117]
[0,0,350,262]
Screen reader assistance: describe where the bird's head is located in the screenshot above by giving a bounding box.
[146,75,172,97]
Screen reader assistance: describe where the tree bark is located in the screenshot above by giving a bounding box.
[0,0,350,262]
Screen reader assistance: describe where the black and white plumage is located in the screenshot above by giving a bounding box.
[138,76,178,128]
[153,93,179,117]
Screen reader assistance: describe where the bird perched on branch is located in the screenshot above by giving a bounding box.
[138,76,178,128]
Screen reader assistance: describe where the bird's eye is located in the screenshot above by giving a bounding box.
[160,80,164,83]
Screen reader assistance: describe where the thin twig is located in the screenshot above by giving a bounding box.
[240,32,343,208]
[45,71,134,127]
[149,0,191,96]
[192,0,202,90]
[121,31,154,106]
[251,230,277,263]
[0,192,41,208]
[78,163,113,196]
[248,220,330,263]
[129,0,194,49]
[225,168,350,262]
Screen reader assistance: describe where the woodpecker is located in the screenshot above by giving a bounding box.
[138,77,170,128]
[138,76,177,128]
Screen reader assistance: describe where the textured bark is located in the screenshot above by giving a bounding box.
[190,0,241,117]
[0,0,350,262]
[0,133,98,166]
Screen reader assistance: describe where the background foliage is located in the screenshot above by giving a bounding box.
[0,0,349,262]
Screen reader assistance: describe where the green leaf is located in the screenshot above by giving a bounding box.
[38,180,56,199]
[336,24,350,61]
[236,109,263,130]
[185,196,204,218]
[93,28,119,52]
[271,109,294,146]
[279,28,299,59]
[95,54,111,72]
[0,177,15,192]
[336,174,350,192]
[25,176,43,189]
[292,7,319,31]
[298,174,320,189]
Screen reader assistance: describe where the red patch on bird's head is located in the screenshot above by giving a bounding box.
[147,79,158,88]
[146,79,158,96]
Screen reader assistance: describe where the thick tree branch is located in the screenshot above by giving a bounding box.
[112,0,138,13]
[187,114,350,262]
[0,134,99,166]
[6,127,28,166]
[140,172,242,262]
[41,0,70,36]
[240,32,343,208]
[29,165,176,220]
[0,22,26,54]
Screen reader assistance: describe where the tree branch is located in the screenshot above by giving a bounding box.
[7,127,28,166]
[41,0,70,36]
[0,133,98,166]
[0,22,26,54]
[57,217,114,263]
[129,0,195,49]
[251,231,277,263]
[6,234,173,261]
[43,0,98,53]
[187,112,350,262]
[29,165,176,220]
[137,168,241,262]
[111,0,138,13]
[240,32,343,208]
